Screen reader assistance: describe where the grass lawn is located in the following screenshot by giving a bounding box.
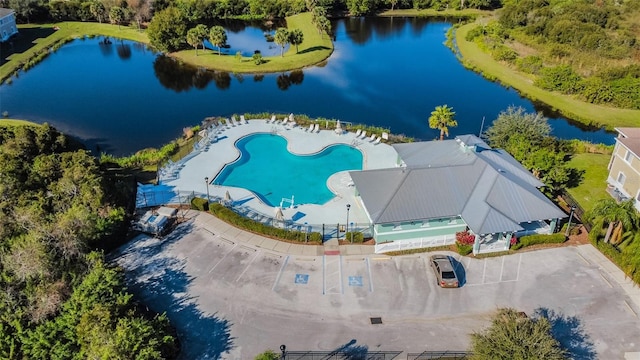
[173,12,332,73]
[566,153,611,211]
[455,22,640,130]
[0,119,40,127]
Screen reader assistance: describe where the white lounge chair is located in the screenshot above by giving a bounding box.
[270,115,276,123]
[368,133,376,142]
[314,123,320,133]
[373,137,381,145]
[282,118,289,126]
[355,129,362,137]
[241,115,247,124]
[288,121,297,129]
[382,132,389,140]
[307,124,314,132]
[359,130,367,139]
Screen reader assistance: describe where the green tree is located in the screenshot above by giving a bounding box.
[89,1,106,23]
[318,16,331,38]
[484,106,550,149]
[585,199,639,245]
[428,104,457,140]
[470,308,566,360]
[147,6,188,52]
[274,28,290,57]
[288,28,304,53]
[253,52,264,65]
[187,24,208,55]
[209,25,228,56]
[108,6,125,29]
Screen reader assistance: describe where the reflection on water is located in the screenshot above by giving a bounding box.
[0,18,615,156]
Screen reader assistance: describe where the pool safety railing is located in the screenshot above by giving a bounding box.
[280,195,295,209]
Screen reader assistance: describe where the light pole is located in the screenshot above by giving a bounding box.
[204,177,210,206]
[565,205,576,236]
[346,204,351,240]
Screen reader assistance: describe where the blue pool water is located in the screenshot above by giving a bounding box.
[213,133,363,206]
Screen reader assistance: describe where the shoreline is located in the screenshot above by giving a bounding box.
[3,12,637,131]
[453,21,640,131]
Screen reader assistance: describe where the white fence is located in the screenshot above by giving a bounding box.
[374,235,456,254]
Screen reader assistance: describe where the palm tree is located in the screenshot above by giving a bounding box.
[289,29,304,53]
[274,28,290,57]
[187,24,208,56]
[586,198,638,244]
[428,105,458,140]
[209,26,227,56]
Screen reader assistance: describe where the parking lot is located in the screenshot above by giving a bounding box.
[113,219,640,360]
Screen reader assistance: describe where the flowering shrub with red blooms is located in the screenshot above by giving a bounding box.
[456,231,476,245]
[510,235,518,246]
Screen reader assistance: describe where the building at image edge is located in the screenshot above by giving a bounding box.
[349,135,567,255]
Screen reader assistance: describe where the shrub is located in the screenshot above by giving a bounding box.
[456,243,473,255]
[456,231,475,245]
[209,203,322,243]
[535,65,583,94]
[191,197,209,211]
[516,55,543,74]
[309,232,323,243]
[492,45,518,63]
[345,232,364,243]
[511,233,566,250]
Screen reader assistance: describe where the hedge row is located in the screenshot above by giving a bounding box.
[202,202,322,243]
[511,233,566,250]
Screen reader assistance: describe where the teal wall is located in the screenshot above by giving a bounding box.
[374,217,467,243]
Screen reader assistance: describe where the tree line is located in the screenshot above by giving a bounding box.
[465,0,640,110]
[0,123,178,358]
[7,0,502,27]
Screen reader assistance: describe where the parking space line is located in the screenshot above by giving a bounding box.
[576,252,590,265]
[219,236,234,245]
[499,257,505,282]
[322,255,326,295]
[236,251,260,282]
[339,256,344,294]
[465,279,519,287]
[516,254,522,281]
[599,271,613,288]
[482,258,487,284]
[366,257,373,292]
[208,244,237,274]
[272,255,290,291]
[624,300,638,318]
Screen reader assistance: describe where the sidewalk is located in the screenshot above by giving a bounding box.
[186,210,376,257]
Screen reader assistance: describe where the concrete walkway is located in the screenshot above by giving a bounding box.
[186,209,640,312]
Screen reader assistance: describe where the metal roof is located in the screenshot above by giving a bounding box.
[351,135,567,234]
[0,8,14,17]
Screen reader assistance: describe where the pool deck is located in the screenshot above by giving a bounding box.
[161,118,399,225]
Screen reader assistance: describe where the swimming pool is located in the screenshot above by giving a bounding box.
[213,133,363,207]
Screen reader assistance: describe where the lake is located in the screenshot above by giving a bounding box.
[0,17,613,156]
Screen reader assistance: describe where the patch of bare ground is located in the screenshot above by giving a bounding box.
[508,40,539,58]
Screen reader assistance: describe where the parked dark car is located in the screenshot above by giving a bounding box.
[430,255,459,288]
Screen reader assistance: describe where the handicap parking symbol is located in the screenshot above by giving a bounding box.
[294,274,309,285]
[348,276,363,287]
